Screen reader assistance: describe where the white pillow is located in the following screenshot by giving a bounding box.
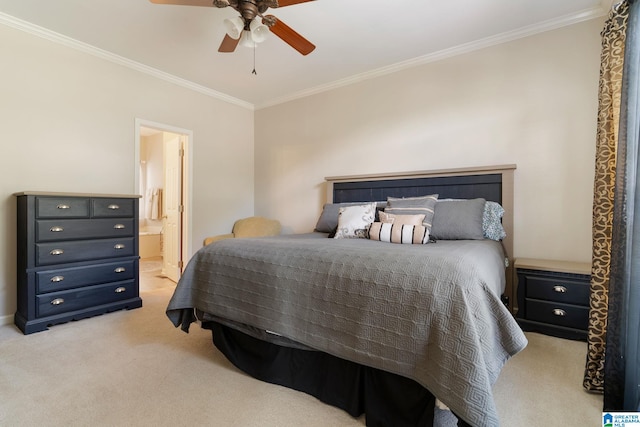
[333,202,377,239]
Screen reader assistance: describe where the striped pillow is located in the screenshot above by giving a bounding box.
[385,194,438,232]
[368,222,430,244]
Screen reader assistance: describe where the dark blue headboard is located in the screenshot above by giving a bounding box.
[332,173,502,204]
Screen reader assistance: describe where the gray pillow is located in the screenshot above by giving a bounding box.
[385,194,439,232]
[315,202,385,233]
[430,198,486,240]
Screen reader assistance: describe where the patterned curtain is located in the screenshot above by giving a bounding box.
[603,0,640,410]
[583,1,629,393]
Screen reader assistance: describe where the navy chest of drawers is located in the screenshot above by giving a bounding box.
[515,258,591,341]
[15,192,142,334]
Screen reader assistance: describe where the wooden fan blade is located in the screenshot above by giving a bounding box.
[265,16,315,55]
[149,0,219,6]
[275,0,315,7]
[218,34,241,53]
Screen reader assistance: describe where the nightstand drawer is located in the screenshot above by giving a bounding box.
[36,238,135,266]
[524,276,589,306]
[36,280,137,317]
[525,300,589,330]
[36,218,135,242]
[36,197,90,218]
[36,260,137,293]
[92,198,135,218]
[515,259,591,340]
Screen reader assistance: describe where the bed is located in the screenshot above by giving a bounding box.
[166,165,527,427]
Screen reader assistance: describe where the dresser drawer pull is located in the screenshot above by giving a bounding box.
[553,285,567,293]
[50,275,65,283]
[114,287,126,293]
[113,224,126,229]
[49,249,64,256]
[51,298,65,305]
[552,308,567,317]
[108,204,120,210]
[57,204,70,210]
[49,226,64,232]
[114,244,125,250]
[114,267,126,273]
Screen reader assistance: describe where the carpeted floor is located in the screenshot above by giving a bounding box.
[0,259,603,426]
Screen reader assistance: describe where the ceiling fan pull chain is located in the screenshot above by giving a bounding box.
[252,44,258,75]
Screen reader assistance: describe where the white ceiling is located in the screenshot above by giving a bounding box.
[0,0,612,109]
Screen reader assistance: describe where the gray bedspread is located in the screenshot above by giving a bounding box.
[167,233,527,427]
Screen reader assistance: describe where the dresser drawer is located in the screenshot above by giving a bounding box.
[525,300,589,330]
[36,218,135,242]
[92,198,135,218]
[36,197,89,218]
[36,260,137,293]
[36,280,137,317]
[36,237,135,266]
[524,275,589,306]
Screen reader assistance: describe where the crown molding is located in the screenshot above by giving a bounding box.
[256,6,608,109]
[1,4,609,112]
[0,12,254,111]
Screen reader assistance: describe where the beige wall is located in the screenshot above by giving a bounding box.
[255,18,603,264]
[0,24,254,322]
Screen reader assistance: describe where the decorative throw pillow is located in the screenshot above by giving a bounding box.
[378,211,426,225]
[368,222,430,244]
[483,201,507,241]
[385,194,438,232]
[316,201,385,233]
[333,203,377,239]
[430,198,486,240]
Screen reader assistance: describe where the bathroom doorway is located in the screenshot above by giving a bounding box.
[135,119,192,283]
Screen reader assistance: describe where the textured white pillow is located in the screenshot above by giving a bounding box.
[333,203,377,239]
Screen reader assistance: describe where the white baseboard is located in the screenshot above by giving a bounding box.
[1,314,14,326]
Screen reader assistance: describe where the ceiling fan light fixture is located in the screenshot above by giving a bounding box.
[240,30,256,48]
[249,19,269,43]
[223,16,244,39]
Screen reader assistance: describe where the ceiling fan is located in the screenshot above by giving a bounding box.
[149,0,316,55]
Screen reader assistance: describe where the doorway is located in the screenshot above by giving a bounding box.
[135,119,192,283]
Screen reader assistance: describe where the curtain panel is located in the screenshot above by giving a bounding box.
[584,0,629,393]
[603,0,640,410]
[586,0,640,411]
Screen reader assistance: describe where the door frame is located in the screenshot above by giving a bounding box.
[134,118,194,266]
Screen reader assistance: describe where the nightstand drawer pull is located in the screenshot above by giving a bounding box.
[107,204,120,210]
[113,224,126,229]
[553,285,567,293]
[49,226,64,232]
[50,276,65,283]
[552,308,567,317]
[114,244,125,250]
[49,249,64,256]
[51,298,65,305]
[115,287,126,293]
[57,204,70,210]
[114,267,126,273]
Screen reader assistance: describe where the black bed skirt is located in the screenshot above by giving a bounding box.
[206,321,469,427]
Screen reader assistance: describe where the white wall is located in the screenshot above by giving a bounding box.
[0,24,254,322]
[140,133,164,223]
[255,18,604,264]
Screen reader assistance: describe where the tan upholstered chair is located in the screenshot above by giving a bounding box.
[203,216,281,246]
